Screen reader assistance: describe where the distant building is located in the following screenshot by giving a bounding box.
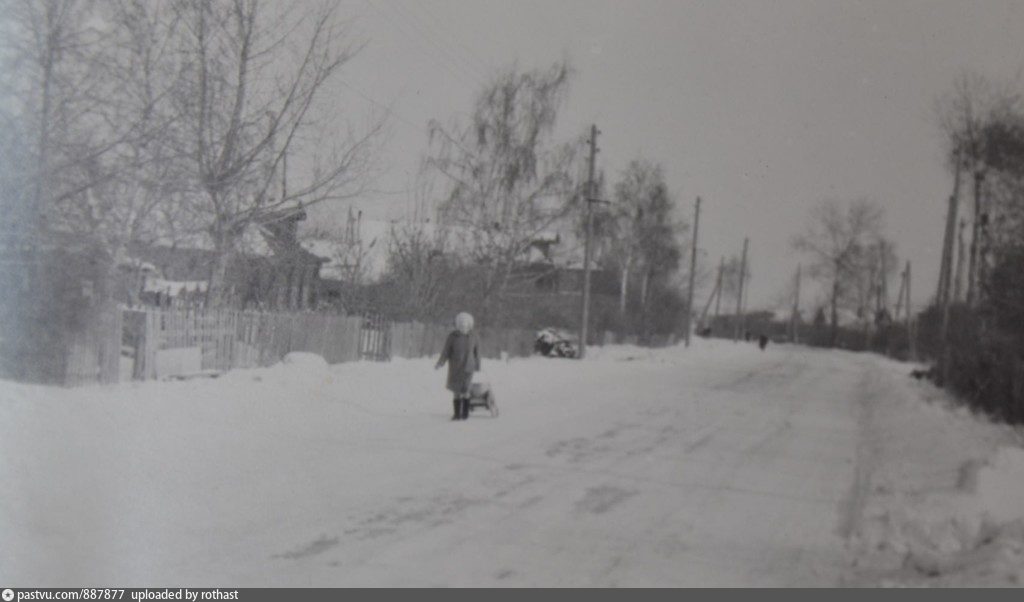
[301,212,618,302]
[122,206,326,310]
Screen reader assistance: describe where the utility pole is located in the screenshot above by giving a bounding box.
[733,237,748,342]
[684,197,701,347]
[936,154,963,384]
[937,154,962,306]
[906,261,916,362]
[578,124,599,359]
[966,170,985,307]
[790,264,801,344]
[893,265,907,321]
[953,218,967,303]
[699,257,725,335]
[878,240,889,316]
[713,256,724,321]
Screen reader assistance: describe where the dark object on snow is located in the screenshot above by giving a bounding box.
[535,328,578,358]
[910,367,936,381]
[744,330,752,342]
[758,334,769,350]
[698,326,713,338]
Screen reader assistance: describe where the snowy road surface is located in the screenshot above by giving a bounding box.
[1,341,1019,586]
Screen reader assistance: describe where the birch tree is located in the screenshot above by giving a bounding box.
[2,0,112,245]
[603,160,683,328]
[167,0,382,306]
[427,61,581,323]
[792,198,884,346]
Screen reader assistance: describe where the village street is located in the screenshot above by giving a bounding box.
[6,341,1017,586]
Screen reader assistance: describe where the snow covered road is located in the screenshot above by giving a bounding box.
[1,341,1019,586]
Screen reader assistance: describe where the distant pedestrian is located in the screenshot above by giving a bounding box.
[758,334,769,350]
[436,312,481,420]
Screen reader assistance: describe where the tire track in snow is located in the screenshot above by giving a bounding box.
[836,358,884,540]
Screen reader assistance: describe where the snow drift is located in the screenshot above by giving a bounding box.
[857,446,1024,583]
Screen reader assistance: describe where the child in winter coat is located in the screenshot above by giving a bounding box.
[436,312,481,420]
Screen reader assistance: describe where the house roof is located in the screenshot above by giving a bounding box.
[151,223,275,258]
[143,277,208,297]
[303,215,598,281]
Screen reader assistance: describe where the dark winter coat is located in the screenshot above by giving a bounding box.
[438,330,481,394]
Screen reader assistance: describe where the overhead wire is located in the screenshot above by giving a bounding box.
[363,0,484,89]
[403,1,492,78]
[380,0,488,86]
[389,0,490,84]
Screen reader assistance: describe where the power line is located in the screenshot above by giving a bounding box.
[338,78,423,134]
[398,1,491,81]
[338,77,478,163]
[364,0,485,89]
[387,1,488,83]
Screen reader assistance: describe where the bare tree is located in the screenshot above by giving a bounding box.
[2,0,117,245]
[589,159,685,327]
[936,71,1020,306]
[164,0,383,306]
[98,1,190,247]
[426,61,582,323]
[1,0,191,310]
[383,219,456,321]
[854,237,899,347]
[718,255,747,311]
[610,160,683,335]
[792,198,884,346]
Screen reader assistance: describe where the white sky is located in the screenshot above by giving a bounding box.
[311,0,1024,311]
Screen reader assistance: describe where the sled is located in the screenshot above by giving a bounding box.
[466,372,499,417]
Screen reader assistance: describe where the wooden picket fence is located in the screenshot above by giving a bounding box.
[64,304,123,386]
[127,308,363,380]
[123,308,541,381]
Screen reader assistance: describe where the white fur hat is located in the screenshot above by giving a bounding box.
[455,312,474,333]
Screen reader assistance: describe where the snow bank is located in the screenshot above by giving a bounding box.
[280,351,329,369]
[973,446,1024,525]
[857,445,1024,583]
[843,352,1024,586]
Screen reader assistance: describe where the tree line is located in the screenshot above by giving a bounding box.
[1,0,382,305]
[0,1,692,342]
[785,70,1024,424]
[365,61,691,338]
[920,71,1024,423]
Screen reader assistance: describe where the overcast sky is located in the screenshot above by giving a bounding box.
[315,0,1024,311]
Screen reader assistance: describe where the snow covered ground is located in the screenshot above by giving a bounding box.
[1,339,1021,586]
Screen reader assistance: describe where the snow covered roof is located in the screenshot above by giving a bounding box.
[302,216,598,281]
[117,257,159,274]
[143,277,208,297]
[301,220,392,281]
[151,223,274,258]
